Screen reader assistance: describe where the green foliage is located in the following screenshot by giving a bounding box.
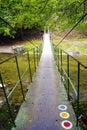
[55,0,87,32]
[0,104,13,130]
[0,0,87,37]
[73,101,87,129]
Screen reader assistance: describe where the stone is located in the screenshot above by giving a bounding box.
[0,83,6,88]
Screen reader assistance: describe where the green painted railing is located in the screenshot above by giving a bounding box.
[54,46,87,128]
[0,43,42,128]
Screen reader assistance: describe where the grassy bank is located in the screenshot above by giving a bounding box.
[52,37,87,129]
[0,39,41,130]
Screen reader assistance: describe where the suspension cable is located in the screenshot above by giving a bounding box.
[0,17,16,31]
[39,0,49,14]
[55,13,87,48]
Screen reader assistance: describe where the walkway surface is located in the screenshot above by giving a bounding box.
[12,34,77,130]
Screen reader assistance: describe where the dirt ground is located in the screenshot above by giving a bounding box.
[0,29,87,54]
[0,43,25,53]
[0,29,43,53]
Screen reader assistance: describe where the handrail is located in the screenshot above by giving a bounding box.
[54,46,87,128]
[62,49,87,69]
[0,55,15,64]
[62,68,78,97]
[0,43,42,128]
[0,43,42,64]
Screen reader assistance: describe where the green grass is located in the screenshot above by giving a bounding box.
[0,53,36,130]
[25,39,41,50]
[52,37,87,55]
[0,40,41,130]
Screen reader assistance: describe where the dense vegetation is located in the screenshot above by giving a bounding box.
[0,0,87,39]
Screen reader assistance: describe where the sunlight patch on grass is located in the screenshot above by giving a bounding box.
[52,37,87,55]
[25,39,41,50]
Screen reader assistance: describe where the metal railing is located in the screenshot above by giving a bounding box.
[0,43,42,128]
[54,46,87,127]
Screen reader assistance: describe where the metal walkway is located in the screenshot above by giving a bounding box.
[12,33,77,130]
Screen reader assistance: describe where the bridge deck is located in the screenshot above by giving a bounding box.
[12,34,77,130]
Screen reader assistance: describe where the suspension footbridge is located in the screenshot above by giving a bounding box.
[11,33,77,130]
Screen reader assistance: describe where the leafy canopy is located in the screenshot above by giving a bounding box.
[0,0,87,37]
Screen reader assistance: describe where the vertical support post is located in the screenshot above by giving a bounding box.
[61,49,62,81]
[38,46,40,63]
[58,48,59,71]
[27,51,32,82]
[39,43,42,62]
[67,55,70,100]
[33,48,36,71]
[15,55,25,101]
[44,28,46,34]
[48,27,49,34]
[0,73,16,127]
[37,47,38,66]
[56,48,58,66]
[76,63,80,127]
[38,46,40,62]
[54,48,56,62]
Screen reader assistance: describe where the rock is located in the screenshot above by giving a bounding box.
[8,82,12,86]
[0,83,6,88]
[73,51,83,56]
[66,49,83,56]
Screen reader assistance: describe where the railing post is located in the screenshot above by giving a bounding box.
[27,51,32,82]
[54,48,57,63]
[67,55,70,100]
[76,63,80,127]
[56,49,58,66]
[39,45,40,59]
[15,55,25,101]
[37,47,39,66]
[48,26,49,34]
[60,49,62,81]
[44,28,46,34]
[40,42,43,57]
[0,72,16,127]
[38,46,40,61]
[58,48,60,71]
[33,48,36,71]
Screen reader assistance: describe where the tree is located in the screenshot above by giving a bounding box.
[0,0,87,38]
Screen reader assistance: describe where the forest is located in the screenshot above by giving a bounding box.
[0,0,87,39]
